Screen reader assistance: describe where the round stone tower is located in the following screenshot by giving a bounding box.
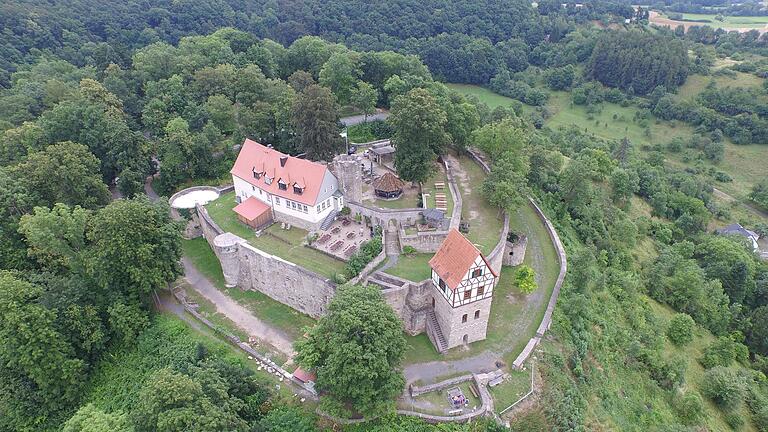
[213,232,242,287]
[332,154,363,203]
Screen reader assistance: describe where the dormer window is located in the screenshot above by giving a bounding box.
[278,179,287,190]
[252,169,261,179]
[264,176,272,185]
[293,185,303,195]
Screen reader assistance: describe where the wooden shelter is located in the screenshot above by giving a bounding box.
[372,172,405,198]
[233,196,272,229]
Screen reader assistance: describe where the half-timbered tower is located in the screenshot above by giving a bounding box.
[428,229,498,351]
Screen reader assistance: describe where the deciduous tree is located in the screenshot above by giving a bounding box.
[295,284,406,416]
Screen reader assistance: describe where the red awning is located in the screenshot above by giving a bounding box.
[233,197,270,221]
[293,367,316,383]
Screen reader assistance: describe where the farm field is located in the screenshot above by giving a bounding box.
[650,10,768,32]
[675,72,765,101]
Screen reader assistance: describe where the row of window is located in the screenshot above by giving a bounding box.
[438,277,486,301]
[278,197,308,213]
[461,310,482,323]
[315,198,332,213]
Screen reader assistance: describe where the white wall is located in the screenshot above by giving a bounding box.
[233,174,336,225]
[431,256,495,308]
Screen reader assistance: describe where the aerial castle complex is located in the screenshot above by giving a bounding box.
[193,138,523,353]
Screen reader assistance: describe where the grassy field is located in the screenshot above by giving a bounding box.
[491,368,533,413]
[449,84,768,199]
[663,11,768,29]
[205,192,346,279]
[675,72,765,101]
[455,154,506,254]
[182,238,316,340]
[545,91,697,148]
[446,83,521,109]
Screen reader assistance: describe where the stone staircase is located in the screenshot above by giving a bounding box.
[319,209,339,230]
[426,310,448,353]
[385,226,400,255]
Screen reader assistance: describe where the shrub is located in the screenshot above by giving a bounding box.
[700,337,739,369]
[402,245,416,256]
[667,313,695,346]
[724,412,744,430]
[701,366,745,409]
[673,391,704,425]
[344,235,383,277]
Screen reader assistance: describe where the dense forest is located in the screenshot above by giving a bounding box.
[1,0,768,430]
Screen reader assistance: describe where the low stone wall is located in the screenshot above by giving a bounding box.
[511,197,568,369]
[443,157,463,231]
[410,374,473,397]
[398,228,449,253]
[398,374,492,423]
[170,287,317,398]
[196,204,336,319]
[347,201,424,228]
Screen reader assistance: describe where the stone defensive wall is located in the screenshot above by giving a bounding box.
[195,203,336,318]
[511,197,568,370]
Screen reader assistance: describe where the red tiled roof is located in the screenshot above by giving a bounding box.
[293,367,316,383]
[233,196,270,221]
[429,229,496,290]
[231,139,329,206]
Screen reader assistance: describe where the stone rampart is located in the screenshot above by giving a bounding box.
[196,204,336,318]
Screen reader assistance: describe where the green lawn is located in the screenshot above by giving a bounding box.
[384,253,433,282]
[402,381,482,415]
[455,154,505,254]
[205,191,346,279]
[182,238,316,340]
[491,368,532,412]
[422,163,454,217]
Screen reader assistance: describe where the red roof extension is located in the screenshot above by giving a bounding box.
[429,229,497,291]
[233,196,271,221]
[231,139,329,206]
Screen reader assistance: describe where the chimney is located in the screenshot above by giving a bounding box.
[280,156,288,167]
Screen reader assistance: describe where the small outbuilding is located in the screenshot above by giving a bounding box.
[372,172,405,199]
[369,142,395,165]
[422,208,445,228]
[233,196,272,229]
[717,223,760,251]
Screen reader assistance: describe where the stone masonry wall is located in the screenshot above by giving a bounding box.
[433,293,493,349]
[196,204,335,318]
[398,229,449,253]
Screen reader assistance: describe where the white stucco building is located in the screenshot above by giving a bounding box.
[230,139,343,231]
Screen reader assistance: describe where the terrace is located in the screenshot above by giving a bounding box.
[204,191,346,279]
[310,217,371,261]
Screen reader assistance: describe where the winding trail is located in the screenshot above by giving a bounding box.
[712,187,768,220]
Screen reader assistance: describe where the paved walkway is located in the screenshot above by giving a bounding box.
[181,257,297,357]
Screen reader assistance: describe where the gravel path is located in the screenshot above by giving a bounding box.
[181,257,297,358]
[340,110,389,126]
